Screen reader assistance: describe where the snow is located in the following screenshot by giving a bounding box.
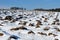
[0,10,60,40]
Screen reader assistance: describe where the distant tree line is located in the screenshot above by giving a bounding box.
[1,7,60,12]
[10,7,26,10]
[34,8,60,12]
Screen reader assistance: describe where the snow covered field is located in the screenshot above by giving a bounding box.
[0,10,60,40]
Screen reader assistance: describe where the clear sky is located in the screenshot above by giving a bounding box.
[0,0,60,10]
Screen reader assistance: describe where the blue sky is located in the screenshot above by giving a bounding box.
[0,0,60,9]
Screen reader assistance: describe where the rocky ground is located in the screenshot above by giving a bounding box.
[0,10,60,40]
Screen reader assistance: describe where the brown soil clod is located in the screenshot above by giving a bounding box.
[36,25,40,28]
[29,23,34,26]
[10,26,28,31]
[48,33,58,37]
[56,28,60,32]
[0,24,3,26]
[0,33,4,36]
[38,32,47,36]
[23,22,27,25]
[36,20,42,25]
[48,33,53,36]
[36,20,42,28]
[44,27,50,31]
[5,16,13,21]
[28,31,35,34]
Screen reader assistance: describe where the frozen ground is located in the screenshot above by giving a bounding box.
[0,10,60,40]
